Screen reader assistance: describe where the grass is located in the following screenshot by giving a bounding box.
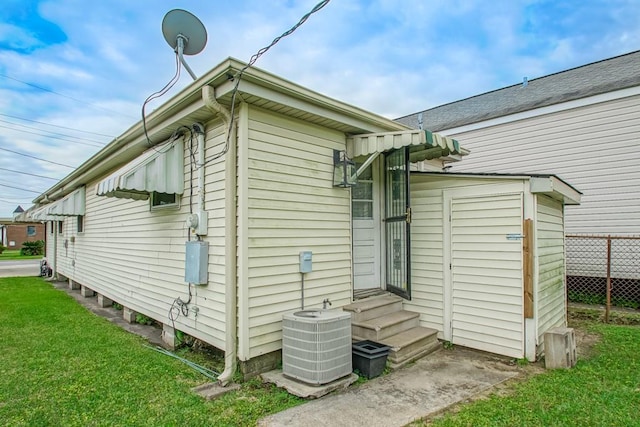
[413,320,640,427]
[0,249,42,260]
[0,277,303,426]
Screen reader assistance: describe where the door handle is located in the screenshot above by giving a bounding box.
[406,207,412,224]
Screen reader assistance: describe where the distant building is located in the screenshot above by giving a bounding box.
[1,212,45,249]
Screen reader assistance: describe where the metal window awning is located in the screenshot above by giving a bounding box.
[347,129,468,162]
[95,139,184,200]
[28,187,86,221]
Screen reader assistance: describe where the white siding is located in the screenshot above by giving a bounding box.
[536,195,566,350]
[54,118,228,349]
[244,106,352,359]
[447,94,640,234]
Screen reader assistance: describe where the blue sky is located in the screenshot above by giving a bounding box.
[0,0,638,216]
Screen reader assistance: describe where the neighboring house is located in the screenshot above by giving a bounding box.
[27,58,579,379]
[0,216,45,250]
[396,50,640,236]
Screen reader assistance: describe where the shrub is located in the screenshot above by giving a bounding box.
[21,240,44,256]
[0,244,6,254]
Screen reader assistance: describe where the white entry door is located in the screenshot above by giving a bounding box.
[352,160,381,290]
[444,191,525,358]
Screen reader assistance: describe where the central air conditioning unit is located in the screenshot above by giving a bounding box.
[282,309,352,385]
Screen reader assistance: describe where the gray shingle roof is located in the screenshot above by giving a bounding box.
[395,50,640,132]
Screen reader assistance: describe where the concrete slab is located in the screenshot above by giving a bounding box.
[258,348,519,427]
[262,372,359,399]
[192,382,241,400]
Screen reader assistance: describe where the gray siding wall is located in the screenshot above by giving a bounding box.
[445,94,640,235]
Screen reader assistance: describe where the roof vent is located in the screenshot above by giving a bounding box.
[522,76,528,87]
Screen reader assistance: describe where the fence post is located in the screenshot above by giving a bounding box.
[605,235,611,323]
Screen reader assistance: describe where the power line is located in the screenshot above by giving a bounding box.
[203,0,332,166]
[0,147,75,168]
[0,167,59,181]
[0,183,41,194]
[0,198,32,203]
[0,73,137,120]
[0,124,104,148]
[0,119,108,145]
[0,113,116,138]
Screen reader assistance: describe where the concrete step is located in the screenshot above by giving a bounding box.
[351,310,420,342]
[380,326,440,368]
[343,294,403,323]
[387,341,442,370]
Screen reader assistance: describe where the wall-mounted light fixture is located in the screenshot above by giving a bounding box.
[333,149,357,188]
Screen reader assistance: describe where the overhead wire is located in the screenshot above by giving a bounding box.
[141,52,182,148]
[0,167,58,180]
[0,183,41,194]
[0,113,116,138]
[201,0,331,167]
[0,73,137,119]
[0,147,75,168]
[0,120,108,146]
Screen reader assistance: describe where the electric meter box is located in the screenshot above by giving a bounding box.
[185,241,208,285]
[299,251,312,273]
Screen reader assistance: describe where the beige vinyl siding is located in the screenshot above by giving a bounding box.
[536,195,566,350]
[409,175,524,339]
[244,106,352,359]
[450,193,524,358]
[447,94,640,234]
[55,118,228,349]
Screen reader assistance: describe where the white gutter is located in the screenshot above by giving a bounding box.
[202,85,237,386]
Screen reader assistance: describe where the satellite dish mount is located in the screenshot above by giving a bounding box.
[162,9,208,81]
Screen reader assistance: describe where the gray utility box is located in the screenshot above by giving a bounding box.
[544,327,577,369]
[185,241,208,285]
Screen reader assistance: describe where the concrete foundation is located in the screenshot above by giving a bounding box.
[68,279,80,290]
[80,285,95,297]
[240,349,282,379]
[162,324,176,349]
[97,294,113,308]
[123,307,136,324]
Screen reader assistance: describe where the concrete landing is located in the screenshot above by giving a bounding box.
[258,347,520,427]
[262,371,359,399]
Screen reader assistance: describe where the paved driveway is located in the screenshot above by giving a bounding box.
[0,259,40,278]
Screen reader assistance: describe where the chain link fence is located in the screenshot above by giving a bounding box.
[566,235,640,320]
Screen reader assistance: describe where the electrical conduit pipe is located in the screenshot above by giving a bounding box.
[202,85,237,386]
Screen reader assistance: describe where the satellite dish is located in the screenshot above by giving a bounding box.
[162,9,207,55]
[162,9,207,80]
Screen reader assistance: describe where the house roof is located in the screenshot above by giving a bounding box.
[395,50,640,132]
[32,58,409,204]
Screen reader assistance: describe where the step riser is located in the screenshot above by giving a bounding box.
[349,300,403,323]
[352,317,419,341]
[388,335,439,363]
[388,343,442,370]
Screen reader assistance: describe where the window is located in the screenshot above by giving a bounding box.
[77,216,84,233]
[58,221,63,234]
[351,164,374,219]
[49,221,54,234]
[26,225,36,236]
[150,192,179,210]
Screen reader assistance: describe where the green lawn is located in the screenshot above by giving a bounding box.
[0,249,42,260]
[0,277,302,426]
[417,321,640,427]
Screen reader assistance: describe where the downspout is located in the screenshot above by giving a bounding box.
[202,85,237,386]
